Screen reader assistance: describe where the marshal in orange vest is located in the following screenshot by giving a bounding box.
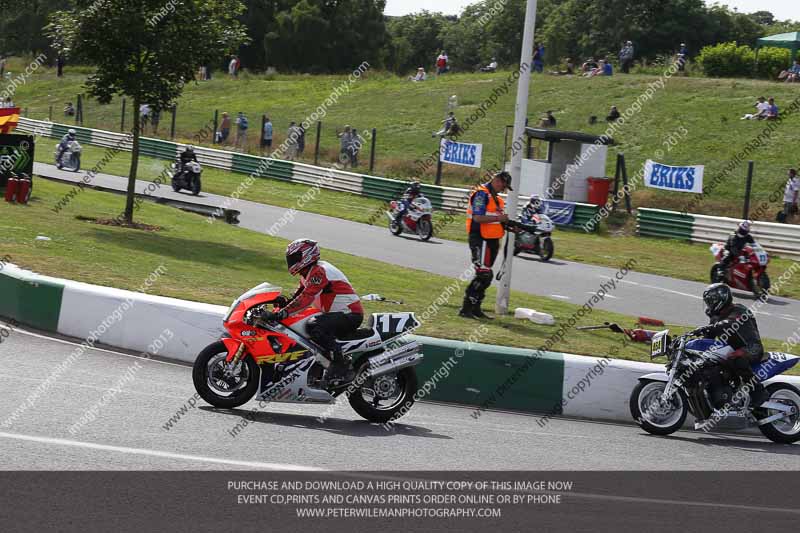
[466,184,506,239]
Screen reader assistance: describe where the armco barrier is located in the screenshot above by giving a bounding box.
[3,264,799,427]
[638,208,800,260]
[18,117,599,231]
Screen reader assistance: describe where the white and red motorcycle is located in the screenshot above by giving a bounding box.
[386,196,434,241]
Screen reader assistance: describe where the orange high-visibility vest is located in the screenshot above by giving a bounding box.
[466,184,506,239]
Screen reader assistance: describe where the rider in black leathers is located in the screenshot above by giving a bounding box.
[720,221,756,277]
[394,181,422,227]
[696,283,767,406]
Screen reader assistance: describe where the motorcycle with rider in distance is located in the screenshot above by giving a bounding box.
[54,139,82,172]
[710,242,770,298]
[192,283,425,423]
[630,329,800,443]
[386,196,434,241]
[171,159,203,196]
[509,213,555,261]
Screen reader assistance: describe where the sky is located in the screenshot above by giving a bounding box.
[384,1,800,21]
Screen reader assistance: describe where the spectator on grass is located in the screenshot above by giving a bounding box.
[581,58,598,73]
[286,121,301,160]
[56,54,64,77]
[538,111,556,128]
[676,43,688,72]
[436,51,449,75]
[219,112,231,143]
[742,96,769,120]
[784,169,799,222]
[766,97,779,120]
[0,57,5,78]
[433,112,459,138]
[151,108,160,134]
[619,41,634,73]
[779,59,800,83]
[297,124,306,155]
[228,56,239,78]
[606,106,621,122]
[410,67,427,82]
[338,126,354,167]
[261,116,273,152]
[347,128,361,168]
[480,58,498,73]
[586,59,612,77]
[550,58,575,76]
[139,103,151,131]
[235,111,248,148]
[64,102,75,117]
[1,97,13,108]
[533,43,545,73]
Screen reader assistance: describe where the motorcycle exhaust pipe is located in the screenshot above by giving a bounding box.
[365,341,424,378]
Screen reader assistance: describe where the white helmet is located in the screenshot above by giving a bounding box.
[67,128,77,137]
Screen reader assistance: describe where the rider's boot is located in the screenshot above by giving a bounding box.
[327,349,355,384]
[471,299,494,320]
[459,297,477,319]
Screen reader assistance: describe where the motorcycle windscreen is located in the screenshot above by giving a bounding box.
[752,353,800,381]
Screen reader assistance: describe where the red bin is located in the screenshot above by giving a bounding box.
[586,177,611,206]
[4,177,19,203]
[17,178,31,205]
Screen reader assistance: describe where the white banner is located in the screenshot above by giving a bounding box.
[644,160,704,194]
[440,139,483,169]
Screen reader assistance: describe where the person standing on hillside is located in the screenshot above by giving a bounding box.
[219,112,231,143]
[235,111,248,148]
[436,51,449,75]
[619,41,634,74]
[533,43,545,73]
[338,126,354,167]
[784,169,799,222]
[460,171,513,320]
[677,43,688,72]
[261,116,273,153]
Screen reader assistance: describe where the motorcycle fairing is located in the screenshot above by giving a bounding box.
[753,353,800,382]
[256,357,334,404]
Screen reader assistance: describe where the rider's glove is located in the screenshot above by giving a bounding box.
[691,325,712,337]
[261,309,288,323]
[273,296,289,307]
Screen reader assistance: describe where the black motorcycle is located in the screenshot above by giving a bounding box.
[171,160,202,196]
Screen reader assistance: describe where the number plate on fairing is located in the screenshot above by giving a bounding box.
[372,313,420,340]
[651,330,670,359]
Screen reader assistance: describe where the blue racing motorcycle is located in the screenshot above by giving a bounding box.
[631,330,800,443]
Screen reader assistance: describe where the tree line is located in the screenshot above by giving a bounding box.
[1,0,798,74]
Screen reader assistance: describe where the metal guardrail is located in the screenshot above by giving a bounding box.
[18,117,600,230]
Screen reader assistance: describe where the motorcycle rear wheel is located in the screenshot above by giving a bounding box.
[348,366,418,424]
[417,218,433,241]
[756,383,800,444]
[630,380,688,436]
[193,341,259,409]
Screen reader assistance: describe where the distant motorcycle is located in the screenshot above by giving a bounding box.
[710,242,770,298]
[54,140,82,172]
[510,214,555,261]
[631,329,800,444]
[171,160,202,196]
[386,196,434,241]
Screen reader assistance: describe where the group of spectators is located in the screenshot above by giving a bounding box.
[0,97,14,108]
[337,126,363,168]
[778,59,800,83]
[138,103,161,134]
[214,112,306,160]
[741,96,780,121]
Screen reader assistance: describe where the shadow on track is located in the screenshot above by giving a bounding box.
[640,432,800,456]
[199,406,453,440]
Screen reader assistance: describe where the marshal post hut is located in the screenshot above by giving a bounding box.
[518,128,615,202]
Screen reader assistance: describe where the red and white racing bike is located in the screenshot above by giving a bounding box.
[193,283,424,423]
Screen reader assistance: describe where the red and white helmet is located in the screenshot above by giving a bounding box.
[286,239,320,276]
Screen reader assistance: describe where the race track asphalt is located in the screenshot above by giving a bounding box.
[2,324,799,471]
[33,162,800,341]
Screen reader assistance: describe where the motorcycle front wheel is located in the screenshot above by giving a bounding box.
[539,237,554,262]
[751,272,771,298]
[191,176,202,196]
[710,264,724,284]
[171,178,182,193]
[348,365,418,424]
[192,341,259,409]
[756,383,800,444]
[630,380,688,436]
[417,218,433,241]
[389,220,403,236]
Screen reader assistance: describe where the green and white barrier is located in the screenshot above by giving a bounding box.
[3,264,799,424]
[18,117,599,231]
[638,208,800,260]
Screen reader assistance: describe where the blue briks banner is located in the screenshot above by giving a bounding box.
[644,160,704,194]
[440,139,483,169]
[542,200,575,225]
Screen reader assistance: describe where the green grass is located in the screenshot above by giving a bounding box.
[10,58,800,219]
[33,138,800,300]
[2,177,767,366]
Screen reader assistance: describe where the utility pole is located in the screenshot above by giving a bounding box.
[495,0,538,315]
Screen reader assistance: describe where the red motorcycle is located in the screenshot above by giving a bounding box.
[192,283,424,423]
[710,242,771,298]
[386,196,434,241]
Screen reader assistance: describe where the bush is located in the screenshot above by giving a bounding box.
[698,42,755,78]
[754,47,792,79]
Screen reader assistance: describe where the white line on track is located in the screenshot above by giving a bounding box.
[550,295,571,300]
[1,323,186,368]
[617,279,701,300]
[0,431,322,471]
[587,292,618,299]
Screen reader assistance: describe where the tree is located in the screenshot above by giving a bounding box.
[749,11,775,26]
[49,0,248,224]
[385,11,450,73]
